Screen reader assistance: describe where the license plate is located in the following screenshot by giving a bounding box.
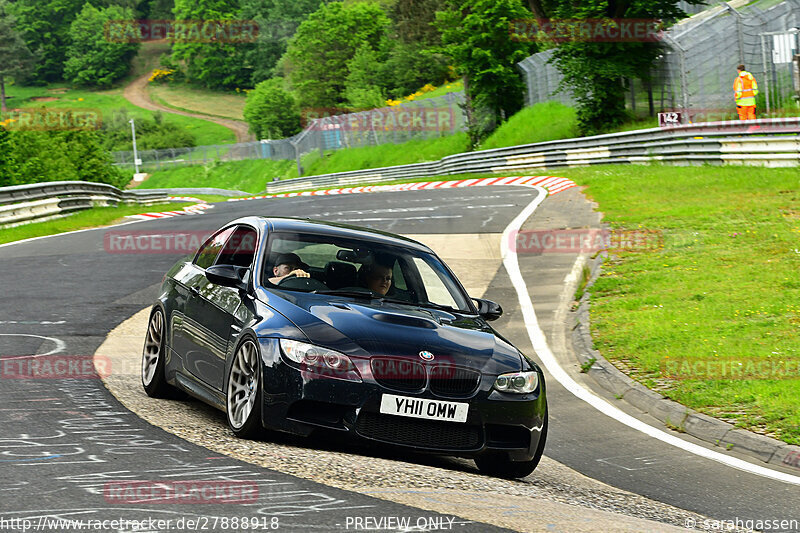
[379,394,468,423]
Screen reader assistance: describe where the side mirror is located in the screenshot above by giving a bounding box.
[205,264,250,292]
[472,298,503,321]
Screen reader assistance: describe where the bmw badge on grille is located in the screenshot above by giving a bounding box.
[419,351,434,361]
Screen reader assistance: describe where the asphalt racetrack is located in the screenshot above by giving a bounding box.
[1,186,798,532]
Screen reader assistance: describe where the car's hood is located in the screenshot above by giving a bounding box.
[259,291,523,374]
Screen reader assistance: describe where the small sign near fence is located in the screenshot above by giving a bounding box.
[658,112,683,128]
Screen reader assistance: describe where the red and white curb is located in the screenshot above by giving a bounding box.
[125,197,213,220]
[227,175,577,202]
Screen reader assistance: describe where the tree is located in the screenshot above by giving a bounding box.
[171,0,252,89]
[437,0,535,148]
[141,0,175,19]
[0,1,35,112]
[64,3,140,88]
[283,2,391,109]
[242,78,302,139]
[345,45,386,110]
[240,0,323,85]
[8,0,85,84]
[379,43,451,99]
[526,0,699,134]
[389,0,442,47]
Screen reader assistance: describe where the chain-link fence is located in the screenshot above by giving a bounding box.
[113,92,466,174]
[518,0,800,121]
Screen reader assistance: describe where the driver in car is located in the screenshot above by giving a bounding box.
[269,253,310,285]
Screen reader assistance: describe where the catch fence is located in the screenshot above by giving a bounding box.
[517,0,800,121]
[112,92,466,175]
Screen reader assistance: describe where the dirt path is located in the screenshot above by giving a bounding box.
[123,71,254,143]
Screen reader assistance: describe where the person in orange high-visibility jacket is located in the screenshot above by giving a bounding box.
[733,64,758,120]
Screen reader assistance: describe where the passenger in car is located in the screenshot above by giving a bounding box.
[358,257,393,296]
[269,253,310,284]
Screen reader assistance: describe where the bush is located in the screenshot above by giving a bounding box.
[101,110,197,152]
[0,126,125,188]
[243,78,302,139]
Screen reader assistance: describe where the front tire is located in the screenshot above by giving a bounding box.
[226,337,262,439]
[142,307,172,398]
[475,410,548,479]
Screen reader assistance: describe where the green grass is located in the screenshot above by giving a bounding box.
[137,134,472,193]
[304,133,470,176]
[148,83,247,120]
[136,159,298,193]
[479,102,579,150]
[0,201,194,245]
[555,164,800,444]
[5,84,235,146]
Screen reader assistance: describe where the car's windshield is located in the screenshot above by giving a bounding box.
[262,231,473,313]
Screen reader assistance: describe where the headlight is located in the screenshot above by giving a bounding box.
[494,371,538,394]
[279,339,361,382]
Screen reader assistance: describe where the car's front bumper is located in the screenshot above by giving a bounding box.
[258,338,546,461]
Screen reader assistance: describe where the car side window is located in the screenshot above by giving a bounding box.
[216,226,258,268]
[194,227,235,270]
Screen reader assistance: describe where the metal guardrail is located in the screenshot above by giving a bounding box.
[265,118,800,193]
[0,181,170,227]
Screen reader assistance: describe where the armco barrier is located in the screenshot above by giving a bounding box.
[0,181,170,226]
[265,117,800,193]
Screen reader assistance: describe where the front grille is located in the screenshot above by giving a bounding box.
[429,365,481,396]
[371,358,425,391]
[355,412,482,450]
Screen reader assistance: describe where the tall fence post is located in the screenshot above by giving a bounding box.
[725,3,745,66]
[761,33,771,115]
[665,35,690,114]
[292,141,302,177]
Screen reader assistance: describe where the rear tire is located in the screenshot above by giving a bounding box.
[226,337,263,439]
[475,409,548,479]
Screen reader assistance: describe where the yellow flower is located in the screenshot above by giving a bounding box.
[77,97,84,101]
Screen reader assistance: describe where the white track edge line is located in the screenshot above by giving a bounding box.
[501,184,800,486]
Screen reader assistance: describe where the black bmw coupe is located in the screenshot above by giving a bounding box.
[142,217,547,478]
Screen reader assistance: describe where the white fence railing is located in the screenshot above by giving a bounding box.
[0,181,170,227]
